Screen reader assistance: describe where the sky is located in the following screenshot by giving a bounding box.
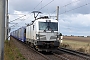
[8,0,90,36]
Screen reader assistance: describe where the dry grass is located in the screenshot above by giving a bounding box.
[60,40,90,54]
[4,40,26,60]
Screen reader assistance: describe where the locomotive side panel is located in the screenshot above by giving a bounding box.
[26,20,38,44]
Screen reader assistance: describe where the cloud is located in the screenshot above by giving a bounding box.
[9,0,90,36]
[9,11,33,30]
[59,14,90,36]
[9,0,90,14]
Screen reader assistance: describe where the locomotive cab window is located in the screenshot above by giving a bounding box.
[39,22,58,31]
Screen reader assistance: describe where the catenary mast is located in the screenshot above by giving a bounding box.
[0,0,5,60]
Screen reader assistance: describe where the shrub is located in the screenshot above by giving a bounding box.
[60,44,71,49]
[77,47,85,52]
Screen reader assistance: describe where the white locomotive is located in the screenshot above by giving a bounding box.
[26,16,60,51]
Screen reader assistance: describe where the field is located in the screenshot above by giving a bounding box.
[60,36,90,54]
[63,36,90,42]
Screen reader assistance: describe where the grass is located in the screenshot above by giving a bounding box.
[60,40,90,54]
[4,40,26,60]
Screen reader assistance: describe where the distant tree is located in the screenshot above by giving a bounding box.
[71,35,74,36]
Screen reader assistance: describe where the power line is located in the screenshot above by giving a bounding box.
[51,0,81,16]
[9,0,81,22]
[9,0,54,23]
[52,10,56,14]
[9,0,44,23]
[38,0,54,10]
[8,14,25,15]
[22,0,44,21]
[60,0,80,8]
[9,0,45,31]
[33,0,43,10]
[9,15,26,23]
[9,23,18,24]
[24,0,54,21]
[10,25,16,27]
[60,2,90,14]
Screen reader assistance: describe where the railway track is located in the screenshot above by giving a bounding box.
[11,37,50,60]
[53,53,69,60]
[41,52,69,60]
[11,37,90,60]
[58,47,90,60]
[11,37,71,60]
[24,43,51,60]
[22,41,70,60]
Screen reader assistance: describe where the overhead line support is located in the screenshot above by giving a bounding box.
[0,0,5,60]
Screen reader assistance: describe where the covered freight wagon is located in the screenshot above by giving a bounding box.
[18,27,26,42]
[10,27,26,42]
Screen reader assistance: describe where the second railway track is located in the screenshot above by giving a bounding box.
[58,47,90,60]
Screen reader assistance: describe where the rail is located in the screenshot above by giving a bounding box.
[58,47,90,60]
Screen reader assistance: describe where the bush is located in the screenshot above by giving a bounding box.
[60,44,71,48]
[77,47,85,52]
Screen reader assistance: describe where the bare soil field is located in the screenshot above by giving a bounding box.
[63,36,90,42]
[62,36,90,54]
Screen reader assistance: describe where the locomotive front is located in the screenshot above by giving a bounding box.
[35,19,60,52]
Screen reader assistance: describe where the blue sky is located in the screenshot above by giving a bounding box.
[8,0,90,36]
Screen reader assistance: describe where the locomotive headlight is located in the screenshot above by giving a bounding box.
[57,35,60,40]
[36,37,39,39]
[36,34,40,40]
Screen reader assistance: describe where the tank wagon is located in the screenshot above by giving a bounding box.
[10,16,61,52]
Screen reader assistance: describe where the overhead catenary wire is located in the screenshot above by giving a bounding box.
[38,0,54,11]
[9,0,44,28]
[8,12,25,15]
[9,15,26,23]
[9,23,18,24]
[33,0,44,10]
[26,0,54,21]
[9,0,54,23]
[9,0,44,23]
[22,0,44,21]
[9,0,87,23]
[51,0,79,17]
[24,0,54,21]
[37,0,54,18]
[40,0,82,20]
[9,0,55,35]
[51,0,81,14]
[36,0,80,15]
[60,0,81,8]
[10,0,88,27]
[52,10,56,14]
[50,0,82,18]
[60,2,90,14]
[9,0,81,23]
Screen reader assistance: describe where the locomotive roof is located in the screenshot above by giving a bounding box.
[36,18,58,22]
[27,16,58,26]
